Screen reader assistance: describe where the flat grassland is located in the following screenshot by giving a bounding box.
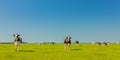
[0,44,120,60]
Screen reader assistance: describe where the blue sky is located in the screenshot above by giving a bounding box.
[0,0,120,43]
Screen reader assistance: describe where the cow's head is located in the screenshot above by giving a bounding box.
[13,34,20,38]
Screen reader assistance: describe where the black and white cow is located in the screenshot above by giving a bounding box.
[75,40,79,44]
[95,42,109,46]
[95,42,101,45]
[103,42,109,46]
[13,33,22,51]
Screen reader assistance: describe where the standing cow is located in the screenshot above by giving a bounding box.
[64,36,71,49]
[13,33,22,51]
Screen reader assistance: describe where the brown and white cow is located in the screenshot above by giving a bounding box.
[64,36,71,49]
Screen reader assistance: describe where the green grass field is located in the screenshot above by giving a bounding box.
[0,43,120,60]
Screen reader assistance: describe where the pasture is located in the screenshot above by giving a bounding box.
[0,43,120,60]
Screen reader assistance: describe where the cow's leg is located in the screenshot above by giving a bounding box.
[64,44,69,49]
[64,44,66,49]
[64,44,68,49]
[14,41,20,51]
[16,42,20,51]
[66,44,68,49]
[14,42,17,51]
[67,44,70,49]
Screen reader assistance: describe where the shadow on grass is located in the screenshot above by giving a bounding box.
[6,54,13,58]
[19,50,35,52]
[95,53,105,55]
[71,49,81,50]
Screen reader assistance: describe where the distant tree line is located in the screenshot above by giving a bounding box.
[0,42,28,44]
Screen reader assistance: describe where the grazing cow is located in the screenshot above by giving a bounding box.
[13,34,22,51]
[51,42,55,45]
[75,40,79,46]
[96,42,101,45]
[64,36,71,49]
[75,40,79,44]
[103,42,108,46]
[95,42,109,46]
